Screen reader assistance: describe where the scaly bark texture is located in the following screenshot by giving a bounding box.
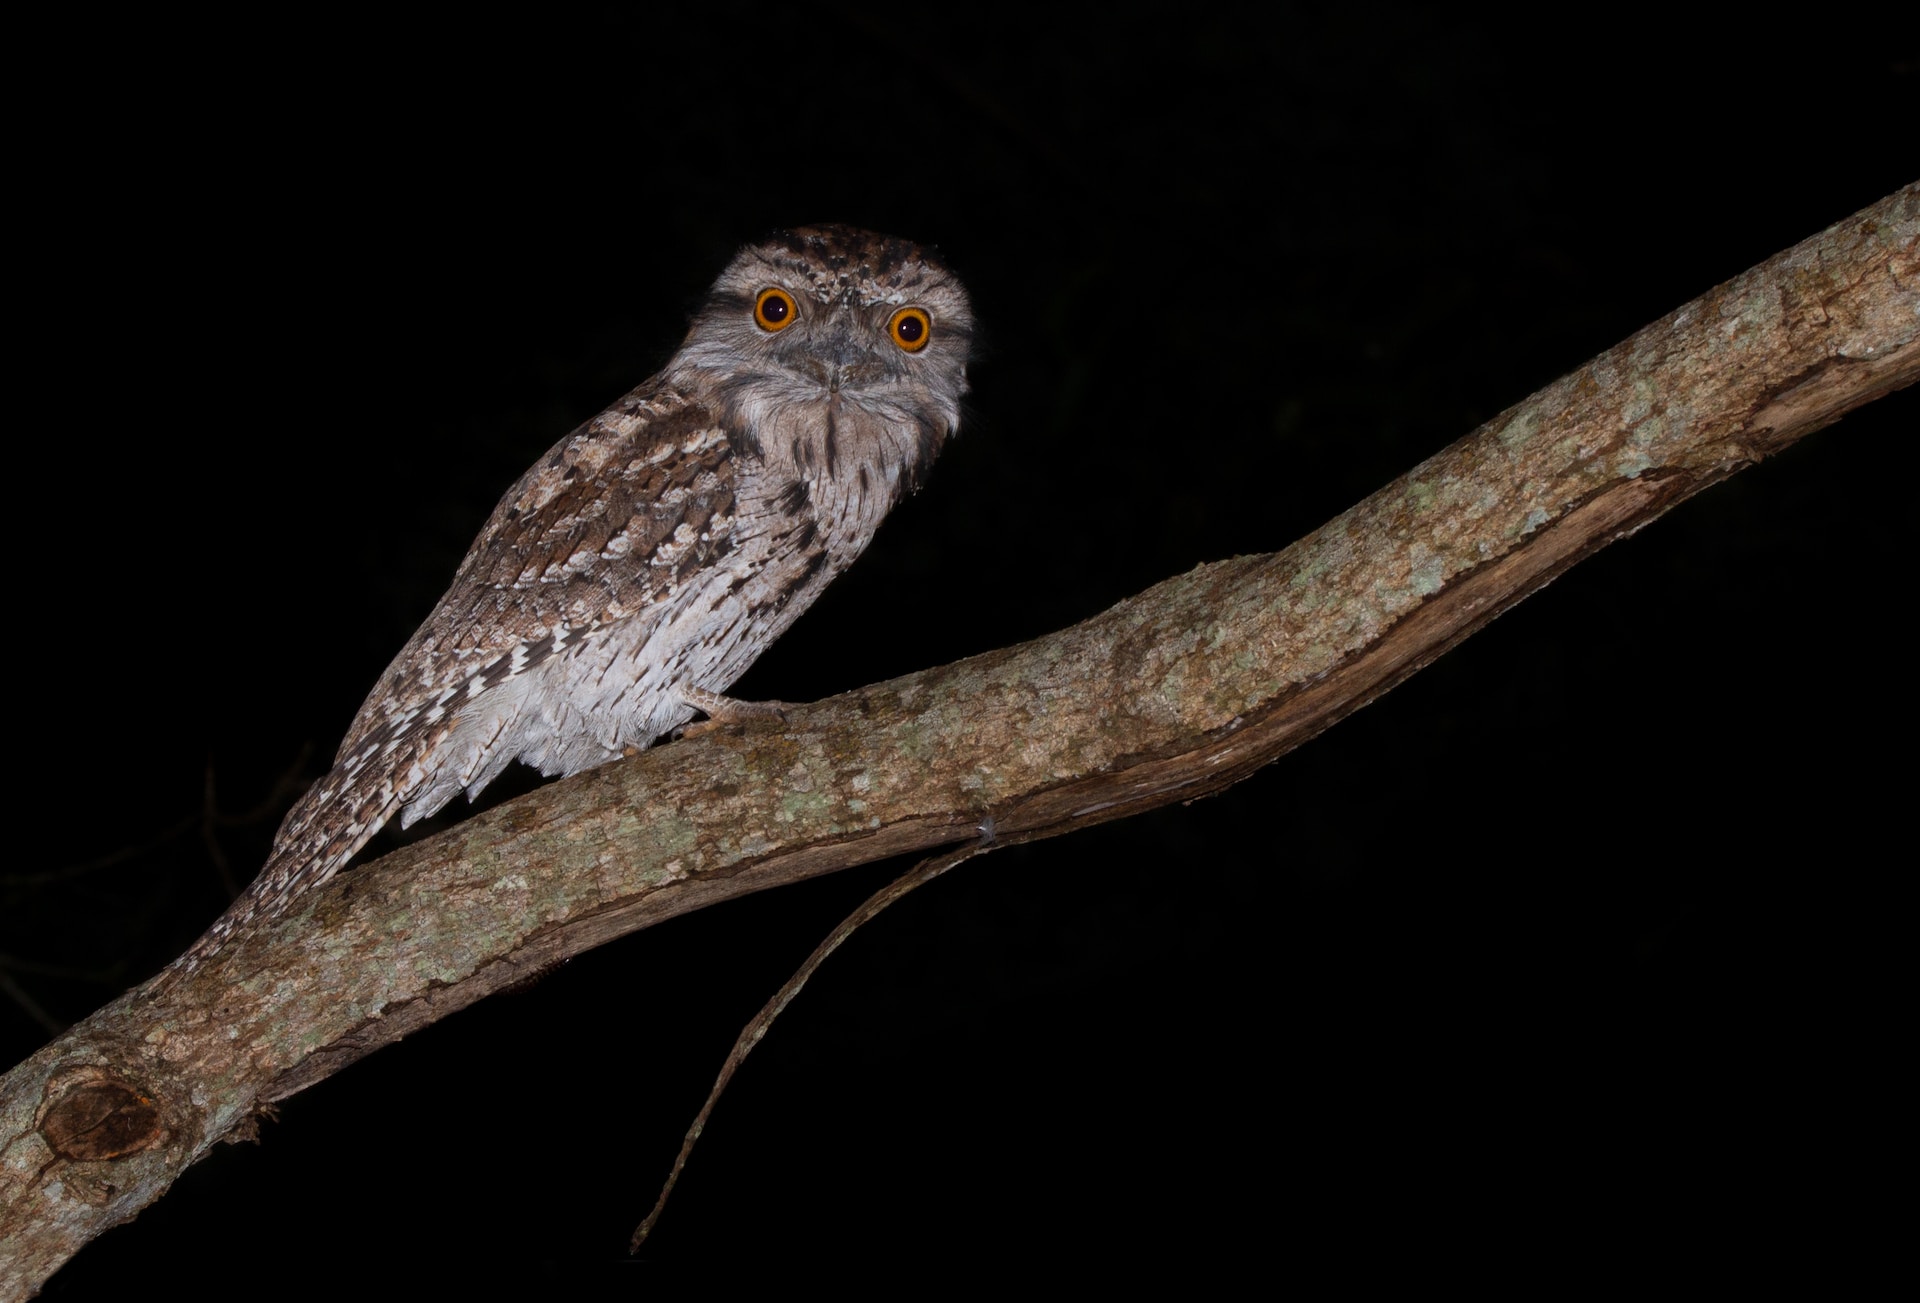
[2,183,1914,1298]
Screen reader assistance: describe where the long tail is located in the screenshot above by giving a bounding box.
[148,659,549,993]
[146,761,403,992]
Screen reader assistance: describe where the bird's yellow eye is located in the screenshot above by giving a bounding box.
[754,287,797,332]
[888,306,931,353]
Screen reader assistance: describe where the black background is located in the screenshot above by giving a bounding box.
[11,6,1912,1290]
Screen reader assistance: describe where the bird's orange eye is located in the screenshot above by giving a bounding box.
[888,306,931,353]
[754,287,797,332]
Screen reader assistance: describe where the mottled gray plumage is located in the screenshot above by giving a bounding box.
[163,226,972,983]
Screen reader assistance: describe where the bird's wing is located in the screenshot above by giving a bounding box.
[163,383,743,981]
[335,381,740,773]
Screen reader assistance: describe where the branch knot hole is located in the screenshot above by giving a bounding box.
[36,1065,167,1163]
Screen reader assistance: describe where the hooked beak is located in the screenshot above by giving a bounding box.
[804,321,868,393]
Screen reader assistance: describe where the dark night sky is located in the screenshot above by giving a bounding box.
[11,7,1911,1289]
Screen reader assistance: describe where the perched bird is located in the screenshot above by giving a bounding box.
[160,225,973,986]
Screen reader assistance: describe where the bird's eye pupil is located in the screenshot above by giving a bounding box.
[755,288,796,331]
[888,306,931,352]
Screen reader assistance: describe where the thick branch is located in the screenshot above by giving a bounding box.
[3,183,1914,1296]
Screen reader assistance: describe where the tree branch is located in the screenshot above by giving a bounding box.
[3,183,1914,1297]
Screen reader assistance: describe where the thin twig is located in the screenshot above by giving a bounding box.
[0,817,198,889]
[631,835,998,1251]
[0,972,63,1038]
[0,745,313,891]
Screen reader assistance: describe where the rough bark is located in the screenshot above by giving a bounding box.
[2,183,1914,1298]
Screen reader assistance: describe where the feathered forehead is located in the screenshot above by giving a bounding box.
[729,224,963,310]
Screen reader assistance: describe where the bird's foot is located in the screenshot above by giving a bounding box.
[674,686,790,738]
